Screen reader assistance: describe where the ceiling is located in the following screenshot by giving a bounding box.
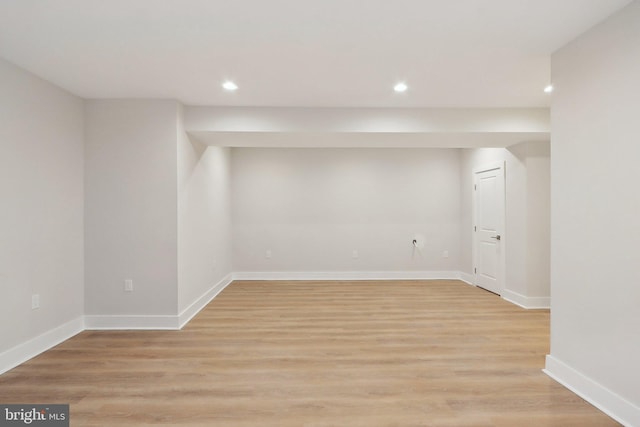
[0,0,632,108]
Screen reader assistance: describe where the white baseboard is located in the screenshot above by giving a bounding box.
[502,289,550,309]
[544,355,639,427]
[84,314,180,330]
[0,316,84,375]
[232,270,463,281]
[178,273,233,329]
[458,271,475,286]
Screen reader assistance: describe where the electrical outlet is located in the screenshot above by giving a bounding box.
[352,250,359,259]
[32,294,40,310]
[124,279,133,292]
[265,249,272,259]
[443,250,449,258]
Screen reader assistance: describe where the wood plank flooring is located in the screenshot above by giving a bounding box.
[0,280,619,426]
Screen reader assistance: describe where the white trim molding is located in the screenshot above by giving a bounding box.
[178,274,233,328]
[84,314,180,330]
[0,316,84,376]
[544,355,640,427]
[232,270,463,281]
[458,271,475,286]
[502,289,550,309]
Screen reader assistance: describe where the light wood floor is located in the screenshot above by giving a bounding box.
[0,280,618,426]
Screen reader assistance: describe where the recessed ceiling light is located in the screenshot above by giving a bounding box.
[544,84,553,93]
[222,80,238,91]
[394,82,408,93]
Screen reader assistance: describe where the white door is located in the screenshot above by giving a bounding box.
[473,163,505,295]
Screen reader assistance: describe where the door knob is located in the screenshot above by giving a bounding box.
[490,235,501,240]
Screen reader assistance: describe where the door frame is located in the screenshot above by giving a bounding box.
[472,161,506,295]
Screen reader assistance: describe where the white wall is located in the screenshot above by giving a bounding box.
[547,1,640,424]
[231,148,461,275]
[460,142,550,304]
[525,142,551,298]
[0,58,84,352]
[84,100,179,316]
[177,106,232,312]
